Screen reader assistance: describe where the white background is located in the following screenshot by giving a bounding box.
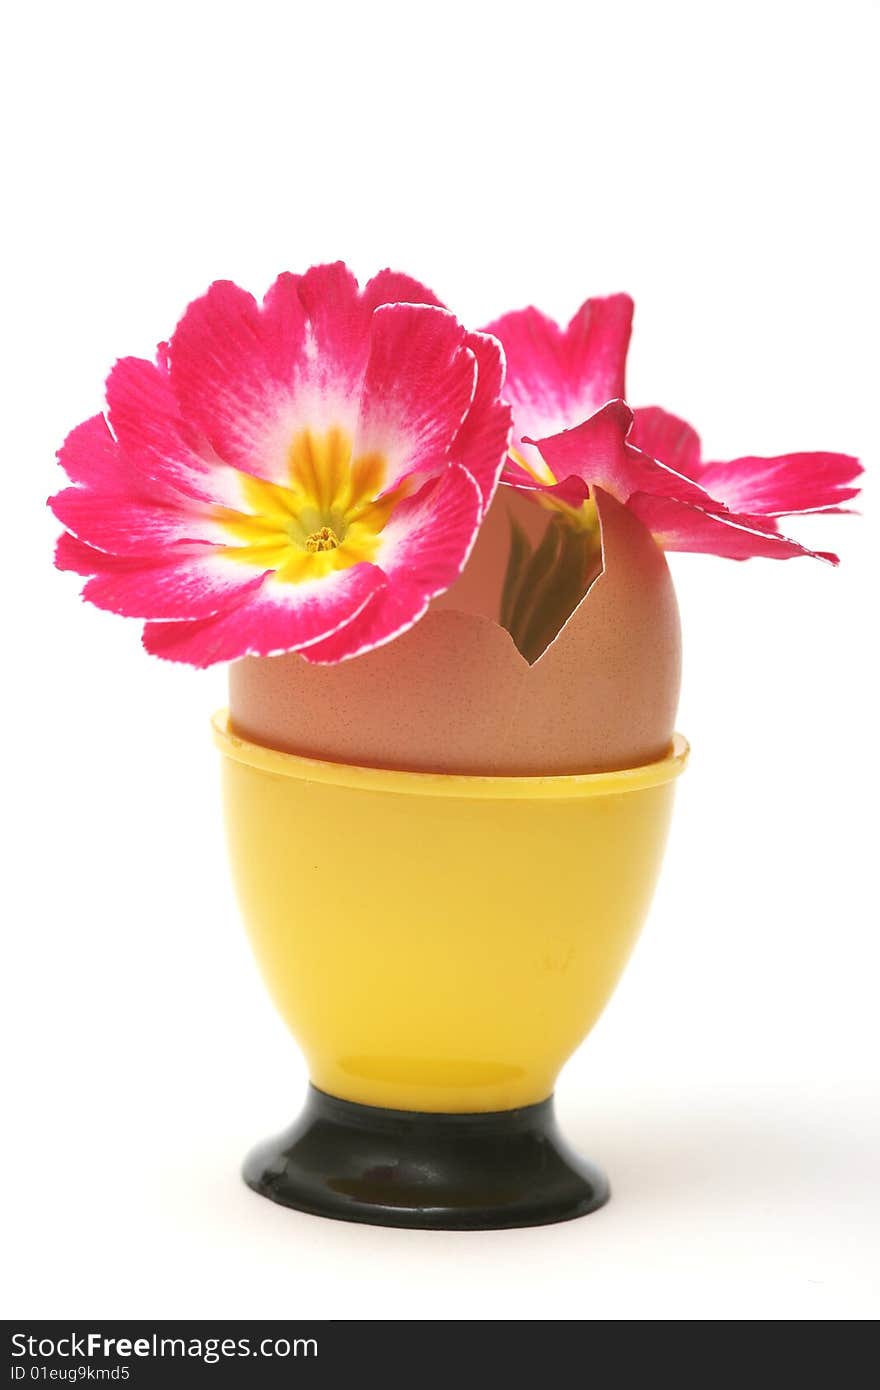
[2,0,878,1322]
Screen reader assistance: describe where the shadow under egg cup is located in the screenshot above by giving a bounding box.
[213,712,688,1230]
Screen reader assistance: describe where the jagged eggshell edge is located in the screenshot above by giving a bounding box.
[228,488,681,775]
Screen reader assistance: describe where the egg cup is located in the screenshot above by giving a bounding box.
[213,712,688,1229]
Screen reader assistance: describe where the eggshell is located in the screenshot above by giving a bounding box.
[228,489,681,775]
[431,486,550,622]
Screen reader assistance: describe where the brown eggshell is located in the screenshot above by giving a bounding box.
[431,486,550,621]
[228,489,681,775]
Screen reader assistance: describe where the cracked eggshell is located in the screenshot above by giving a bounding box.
[228,489,681,775]
[431,485,549,622]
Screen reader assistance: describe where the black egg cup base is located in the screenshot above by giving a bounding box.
[243,1085,609,1230]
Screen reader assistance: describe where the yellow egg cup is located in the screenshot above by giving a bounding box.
[213,712,688,1229]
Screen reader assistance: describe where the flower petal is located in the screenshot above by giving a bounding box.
[56,414,130,491]
[631,409,862,518]
[359,268,444,314]
[500,456,591,509]
[49,486,224,556]
[631,406,703,479]
[287,262,382,415]
[565,293,633,410]
[448,330,511,516]
[142,562,385,666]
[484,293,633,475]
[628,493,838,562]
[305,463,483,663]
[167,264,444,487]
[377,462,482,589]
[83,551,270,621]
[354,304,477,494]
[697,452,863,516]
[56,528,269,620]
[105,356,241,506]
[298,581,423,667]
[528,401,711,505]
[168,278,305,482]
[55,531,125,576]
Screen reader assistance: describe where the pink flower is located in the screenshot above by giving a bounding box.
[630,407,862,516]
[486,296,861,562]
[483,293,633,490]
[50,264,511,666]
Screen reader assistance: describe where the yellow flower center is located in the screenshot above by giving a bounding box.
[305,526,340,552]
[215,428,405,583]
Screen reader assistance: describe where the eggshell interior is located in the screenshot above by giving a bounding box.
[228,489,682,775]
[431,486,550,622]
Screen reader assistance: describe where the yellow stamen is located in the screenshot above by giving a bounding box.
[305,526,340,553]
[215,429,406,584]
[509,446,599,535]
[509,444,557,488]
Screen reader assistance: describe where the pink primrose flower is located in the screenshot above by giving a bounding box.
[51,263,511,665]
[485,296,860,562]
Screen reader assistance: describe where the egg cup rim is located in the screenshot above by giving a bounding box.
[212,710,689,800]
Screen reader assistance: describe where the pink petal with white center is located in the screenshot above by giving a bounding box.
[83,549,270,621]
[142,562,385,667]
[377,463,482,589]
[55,522,271,620]
[484,306,565,436]
[287,262,378,407]
[631,406,703,480]
[697,452,863,516]
[354,304,477,494]
[276,264,441,402]
[256,271,310,382]
[49,486,225,556]
[168,264,444,487]
[304,464,483,664]
[448,330,512,516]
[105,356,242,507]
[527,401,711,506]
[629,493,838,562]
[56,530,269,620]
[483,294,633,474]
[168,278,305,482]
[565,294,634,409]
